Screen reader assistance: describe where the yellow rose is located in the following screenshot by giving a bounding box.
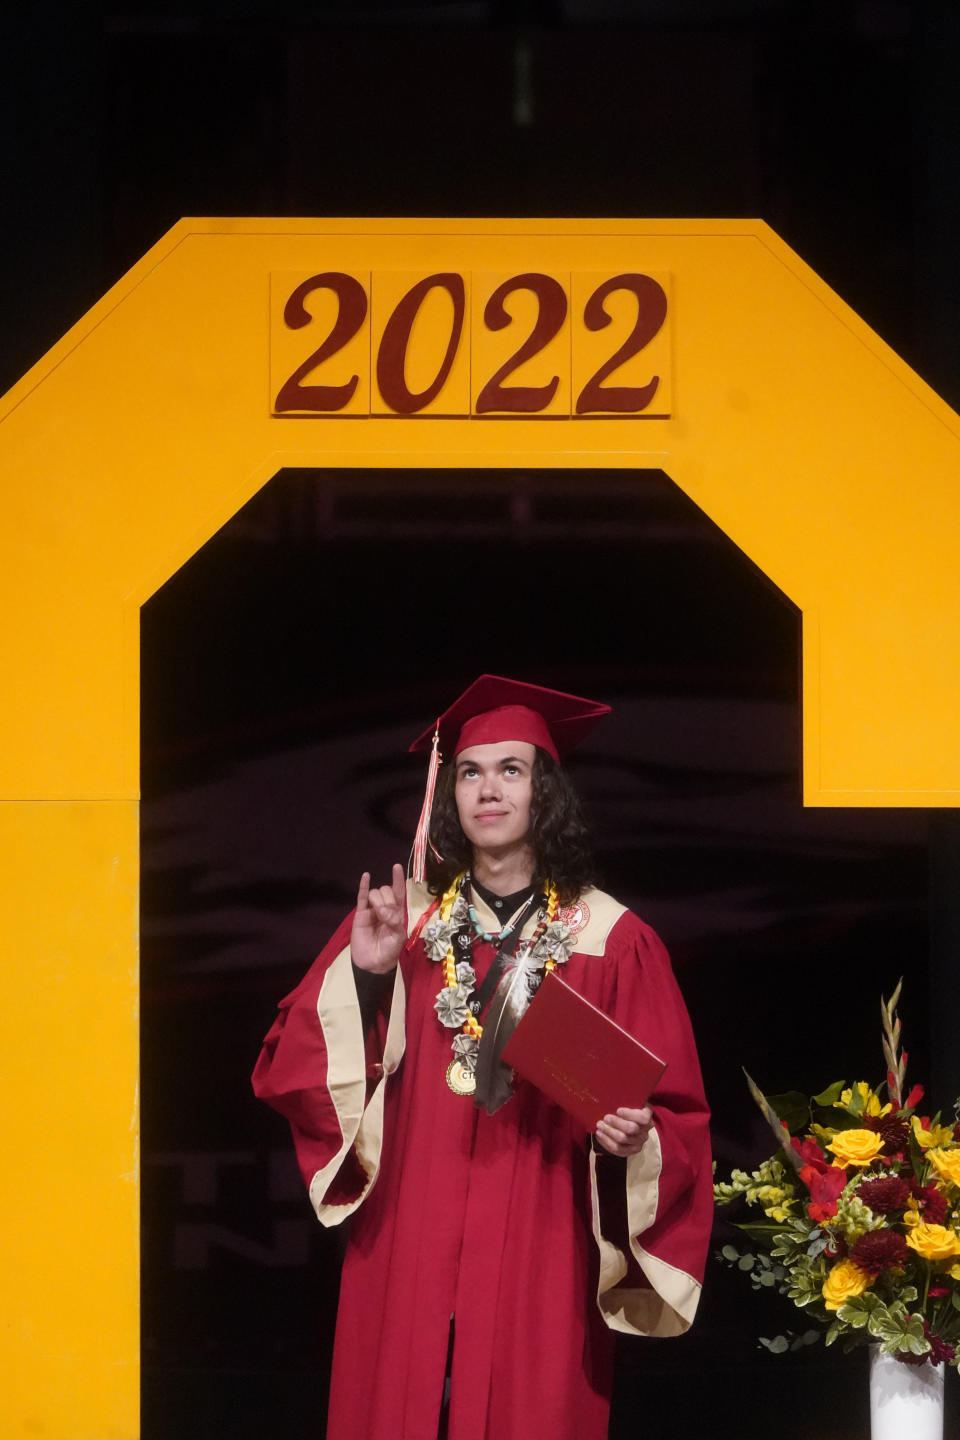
[904,1223,960,1261]
[826,1129,885,1167]
[927,1148,960,1189]
[912,1117,955,1149]
[822,1258,872,1311]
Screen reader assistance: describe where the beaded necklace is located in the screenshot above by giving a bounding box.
[422,871,574,1096]
[466,878,536,946]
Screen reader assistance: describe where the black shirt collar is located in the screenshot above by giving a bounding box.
[470,875,537,917]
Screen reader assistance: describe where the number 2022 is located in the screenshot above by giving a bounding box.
[271,270,670,417]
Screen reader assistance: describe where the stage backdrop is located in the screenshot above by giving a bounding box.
[1,218,958,1439]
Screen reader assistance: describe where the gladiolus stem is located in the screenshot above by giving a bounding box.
[881,981,906,1108]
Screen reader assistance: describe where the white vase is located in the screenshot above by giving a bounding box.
[869,1345,945,1440]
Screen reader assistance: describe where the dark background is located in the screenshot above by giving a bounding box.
[5,0,960,411]
[4,3,960,1437]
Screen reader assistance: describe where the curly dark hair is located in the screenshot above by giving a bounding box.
[424,749,595,904]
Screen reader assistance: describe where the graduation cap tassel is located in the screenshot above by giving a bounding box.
[410,725,441,885]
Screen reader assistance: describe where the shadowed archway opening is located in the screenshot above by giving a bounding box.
[140,468,928,1440]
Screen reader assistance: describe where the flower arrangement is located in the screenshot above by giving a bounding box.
[714,982,960,1367]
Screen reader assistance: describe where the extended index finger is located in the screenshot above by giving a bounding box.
[391,862,406,910]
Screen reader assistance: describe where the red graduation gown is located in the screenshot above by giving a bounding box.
[252,884,711,1440]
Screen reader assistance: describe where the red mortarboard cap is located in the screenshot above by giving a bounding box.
[409,675,611,764]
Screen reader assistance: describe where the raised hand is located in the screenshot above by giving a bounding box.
[350,863,407,974]
[595,1105,654,1158]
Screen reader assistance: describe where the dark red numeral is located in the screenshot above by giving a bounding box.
[575,274,667,415]
[274,273,368,414]
[376,274,466,414]
[475,273,568,414]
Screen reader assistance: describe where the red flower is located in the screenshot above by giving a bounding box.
[910,1181,949,1225]
[904,1084,925,1110]
[849,1229,909,1277]
[863,1113,910,1155]
[792,1135,831,1173]
[928,1286,951,1299]
[927,1333,956,1366]
[923,1192,948,1224]
[856,1176,911,1215]
[801,1164,847,1221]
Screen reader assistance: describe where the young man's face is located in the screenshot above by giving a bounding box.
[454,740,536,859]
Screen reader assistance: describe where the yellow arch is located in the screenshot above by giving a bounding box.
[1,218,957,1436]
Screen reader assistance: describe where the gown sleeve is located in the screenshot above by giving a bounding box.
[251,911,408,1224]
[586,911,713,1338]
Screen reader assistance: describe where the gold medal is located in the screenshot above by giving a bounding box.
[446,1059,476,1096]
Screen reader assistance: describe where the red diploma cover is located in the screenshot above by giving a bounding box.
[502,970,667,1130]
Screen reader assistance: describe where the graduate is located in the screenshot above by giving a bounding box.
[253,676,712,1440]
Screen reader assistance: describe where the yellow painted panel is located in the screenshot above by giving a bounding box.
[2,215,960,1437]
[1,217,958,805]
[0,800,138,1437]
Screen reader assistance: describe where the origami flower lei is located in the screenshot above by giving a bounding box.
[423,871,572,1078]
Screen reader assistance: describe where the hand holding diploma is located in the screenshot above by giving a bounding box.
[595,1106,654,1157]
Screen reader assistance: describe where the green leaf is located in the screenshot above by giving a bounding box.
[764,1090,811,1134]
[758,1335,790,1355]
[736,1221,789,1245]
[837,1299,872,1329]
[812,1081,846,1107]
[758,1270,777,1287]
[738,1254,756,1271]
[867,1310,900,1341]
[825,1321,840,1347]
[907,1130,926,1181]
[721,1244,740,1262]
[811,1105,866,1133]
